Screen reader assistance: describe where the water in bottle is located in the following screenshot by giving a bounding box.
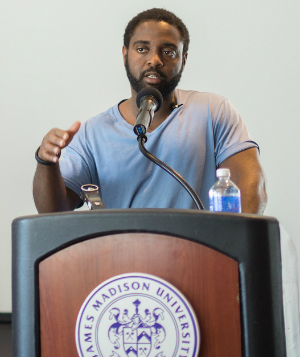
[209,168,241,212]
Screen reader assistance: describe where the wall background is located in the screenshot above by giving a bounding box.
[0,0,299,311]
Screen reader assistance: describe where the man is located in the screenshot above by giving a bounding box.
[33,8,267,214]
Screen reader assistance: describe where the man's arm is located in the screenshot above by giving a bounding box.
[33,121,82,213]
[219,147,267,214]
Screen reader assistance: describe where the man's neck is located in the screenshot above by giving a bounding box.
[119,89,176,132]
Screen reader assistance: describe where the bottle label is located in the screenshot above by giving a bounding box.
[209,196,241,213]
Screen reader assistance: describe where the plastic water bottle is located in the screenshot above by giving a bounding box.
[209,168,241,213]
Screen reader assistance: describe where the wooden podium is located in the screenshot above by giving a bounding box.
[12,209,286,357]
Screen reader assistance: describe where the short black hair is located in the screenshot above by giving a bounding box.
[124,8,190,55]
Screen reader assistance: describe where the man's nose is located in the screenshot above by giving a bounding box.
[147,51,163,67]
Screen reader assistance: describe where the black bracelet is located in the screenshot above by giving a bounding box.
[35,146,60,165]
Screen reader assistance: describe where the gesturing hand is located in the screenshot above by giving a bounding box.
[38,121,81,164]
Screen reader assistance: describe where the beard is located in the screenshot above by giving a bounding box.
[124,56,184,98]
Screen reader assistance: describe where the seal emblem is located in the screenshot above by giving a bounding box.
[76,273,200,357]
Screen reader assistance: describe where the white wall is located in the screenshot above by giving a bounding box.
[0,0,299,312]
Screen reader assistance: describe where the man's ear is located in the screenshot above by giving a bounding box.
[182,52,188,68]
[122,45,128,63]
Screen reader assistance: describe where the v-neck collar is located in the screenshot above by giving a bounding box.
[115,90,184,136]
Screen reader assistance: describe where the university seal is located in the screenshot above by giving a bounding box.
[76,273,200,357]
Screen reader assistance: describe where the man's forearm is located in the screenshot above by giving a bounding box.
[33,163,78,213]
[219,148,268,215]
[238,175,267,214]
[33,122,82,213]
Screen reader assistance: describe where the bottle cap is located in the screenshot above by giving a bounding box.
[216,168,230,177]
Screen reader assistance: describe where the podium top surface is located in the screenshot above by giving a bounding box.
[12,208,280,266]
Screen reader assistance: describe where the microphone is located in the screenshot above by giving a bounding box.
[133,87,163,137]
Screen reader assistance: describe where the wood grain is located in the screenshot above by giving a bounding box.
[39,233,241,357]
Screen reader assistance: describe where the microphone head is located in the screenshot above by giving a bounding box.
[136,87,163,112]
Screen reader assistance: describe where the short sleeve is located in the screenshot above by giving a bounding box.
[212,99,259,166]
[59,124,94,197]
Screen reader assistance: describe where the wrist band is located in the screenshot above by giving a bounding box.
[35,146,60,165]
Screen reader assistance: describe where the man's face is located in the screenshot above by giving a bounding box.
[123,21,187,98]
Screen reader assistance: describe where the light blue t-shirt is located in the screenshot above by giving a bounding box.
[60,89,258,209]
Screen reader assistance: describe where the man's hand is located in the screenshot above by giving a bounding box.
[37,121,81,164]
[33,121,82,213]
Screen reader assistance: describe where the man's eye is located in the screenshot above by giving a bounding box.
[164,50,176,57]
[137,48,146,53]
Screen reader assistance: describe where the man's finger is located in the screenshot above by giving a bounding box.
[62,121,81,145]
[38,142,61,163]
[67,121,81,137]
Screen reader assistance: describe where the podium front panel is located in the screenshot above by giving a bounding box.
[39,233,241,357]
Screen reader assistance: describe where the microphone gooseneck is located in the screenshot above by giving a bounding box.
[137,136,205,210]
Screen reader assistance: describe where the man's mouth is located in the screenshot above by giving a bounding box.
[146,74,159,78]
[144,72,162,84]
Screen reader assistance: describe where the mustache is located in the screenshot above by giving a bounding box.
[140,67,167,80]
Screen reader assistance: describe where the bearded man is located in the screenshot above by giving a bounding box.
[33,8,267,214]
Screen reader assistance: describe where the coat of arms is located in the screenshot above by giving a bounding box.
[108,299,166,357]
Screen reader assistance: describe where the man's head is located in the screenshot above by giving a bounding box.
[124,8,190,56]
[123,9,189,98]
